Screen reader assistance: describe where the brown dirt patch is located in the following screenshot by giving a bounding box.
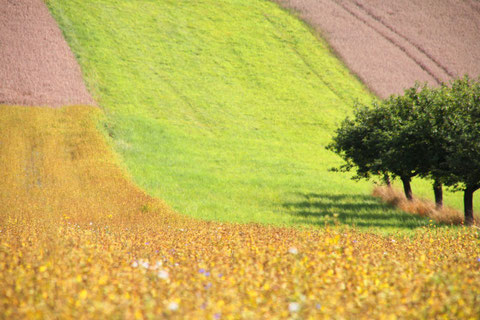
[274,0,480,98]
[0,0,95,107]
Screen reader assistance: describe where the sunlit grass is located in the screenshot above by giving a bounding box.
[45,0,479,232]
[1,106,480,318]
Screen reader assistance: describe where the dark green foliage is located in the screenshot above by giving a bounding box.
[327,101,390,181]
[329,76,480,224]
[437,77,480,188]
[327,92,421,200]
[435,77,480,224]
[387,84,447,206]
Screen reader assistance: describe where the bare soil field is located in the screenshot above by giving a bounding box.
[274,0,480,98]
[0,0,94,106]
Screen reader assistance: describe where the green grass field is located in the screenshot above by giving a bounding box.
[47,0,478,234]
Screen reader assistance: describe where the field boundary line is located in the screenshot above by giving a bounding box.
[263,14,350,104]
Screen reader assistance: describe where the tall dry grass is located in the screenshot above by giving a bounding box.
[372,186,471,225]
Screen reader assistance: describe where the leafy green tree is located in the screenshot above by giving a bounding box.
[328,84,445,204]
[396,84,447,209]
[391,76,480,223]
[379,91,420,200]
[327,97,419,200]
[434,76,480,225]
[327,101,390,183]
[329,76,480,223]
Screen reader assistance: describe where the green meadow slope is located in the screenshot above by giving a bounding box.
[46,0,473,233]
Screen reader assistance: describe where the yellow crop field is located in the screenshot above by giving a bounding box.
[1,106,480,319]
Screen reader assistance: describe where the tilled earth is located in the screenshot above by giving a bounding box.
[274,0,480,98]
[0,0,95,106]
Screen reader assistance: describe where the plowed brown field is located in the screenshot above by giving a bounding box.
[274,0,480,98]
[0,0,94,106]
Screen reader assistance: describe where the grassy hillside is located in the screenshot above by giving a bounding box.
[46,0,476,232]
[2,107,480,318]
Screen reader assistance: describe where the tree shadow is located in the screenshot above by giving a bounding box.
[282,192,429,230]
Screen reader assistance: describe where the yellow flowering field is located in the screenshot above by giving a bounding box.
[1,106,480,319]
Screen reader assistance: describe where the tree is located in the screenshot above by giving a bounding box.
[329,76,480,223]
[327,101,391,183]
[379,91,420,200]
[434,76,480,225]
[327,97,419,200]
[328,84,445,204]
[396,84,447,209]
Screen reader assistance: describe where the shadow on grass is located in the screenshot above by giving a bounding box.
[283,193,429,230]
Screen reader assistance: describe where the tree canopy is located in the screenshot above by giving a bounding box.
[328,76,480,225]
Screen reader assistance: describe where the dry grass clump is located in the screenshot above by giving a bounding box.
[373,186,467,225]
[1,106,480,318]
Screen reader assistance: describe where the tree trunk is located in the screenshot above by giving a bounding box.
[401,176,413,201]
[433,180,443,210]
[464,186,479,226]
[383,173,391,188]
